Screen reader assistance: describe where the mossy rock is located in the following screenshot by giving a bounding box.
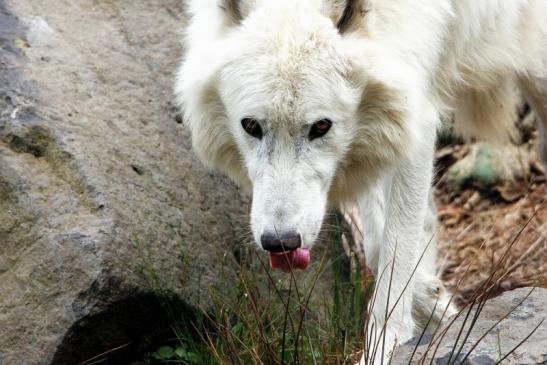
[447,143,533,191]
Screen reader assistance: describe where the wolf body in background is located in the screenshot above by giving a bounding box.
[176,0,547,362]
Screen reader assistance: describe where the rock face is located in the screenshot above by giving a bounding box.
[392,288,547,365]
[0,1,250,364]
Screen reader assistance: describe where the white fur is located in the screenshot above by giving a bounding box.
[176,0,547,362]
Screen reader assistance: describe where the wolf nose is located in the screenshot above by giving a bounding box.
[260,231,302,253]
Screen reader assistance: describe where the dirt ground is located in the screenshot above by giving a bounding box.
[435,136,546,305]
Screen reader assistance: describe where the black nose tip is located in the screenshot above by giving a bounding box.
[261,231,302,253]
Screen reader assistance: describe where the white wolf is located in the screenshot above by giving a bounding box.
[176,0,547,362]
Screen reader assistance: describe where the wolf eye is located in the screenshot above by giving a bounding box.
[241,118,263,139]
[309,119,332,140]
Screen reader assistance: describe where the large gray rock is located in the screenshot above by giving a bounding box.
[392,288,547,364]
[0,1,249,364]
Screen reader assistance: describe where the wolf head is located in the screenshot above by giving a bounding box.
[177,0,415,256]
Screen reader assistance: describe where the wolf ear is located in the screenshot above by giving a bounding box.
[335,0,370,33]
[219,0,243,24]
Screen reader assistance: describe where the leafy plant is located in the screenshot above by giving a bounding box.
[151,344,203,364]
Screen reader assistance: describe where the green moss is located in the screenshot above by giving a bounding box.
[470,145,503,189]
[446,144,504,191]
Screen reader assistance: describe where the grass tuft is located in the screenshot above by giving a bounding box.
[135,210,543,365]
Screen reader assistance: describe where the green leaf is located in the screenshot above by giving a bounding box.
[152,346,175,360]
[186,352,202,364]
[232,321,243,336]
[175,346,187,359]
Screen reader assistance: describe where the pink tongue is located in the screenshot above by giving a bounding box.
[269,248,310,273]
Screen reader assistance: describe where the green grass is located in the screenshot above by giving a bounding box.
[135,211,542,365]
[141,215,372,365]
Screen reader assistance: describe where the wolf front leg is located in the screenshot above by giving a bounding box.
[359,127,437,365]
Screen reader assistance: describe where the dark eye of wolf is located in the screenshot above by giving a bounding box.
[309,119,332,140]
[241,118,263,139]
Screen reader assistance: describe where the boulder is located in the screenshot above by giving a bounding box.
[0,1,250,363]
[392,288,547,364]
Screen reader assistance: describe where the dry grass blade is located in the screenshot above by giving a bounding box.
[407,298,440,365]
[494,318,545,364]
[76,343,131,365]
[459,288,536,364]
[239,274,279,363]
[418,210,541,364]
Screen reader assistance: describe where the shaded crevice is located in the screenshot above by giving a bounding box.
[0,121,106,213]
[51,292,195,365]
[2,124,51,157]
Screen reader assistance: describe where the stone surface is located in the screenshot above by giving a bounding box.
[0,0,251,364]
[392,288,547,365]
